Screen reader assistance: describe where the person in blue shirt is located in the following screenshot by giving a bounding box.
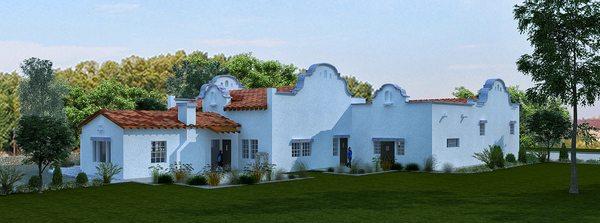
[217,149,224,167]
[346,147,353,168]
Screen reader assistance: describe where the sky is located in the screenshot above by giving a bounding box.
[1,0,598,118]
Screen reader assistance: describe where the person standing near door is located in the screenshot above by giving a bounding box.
[346,147,353,168]
[217,149,224,167]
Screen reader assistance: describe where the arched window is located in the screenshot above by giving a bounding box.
[210,91,216,106]
[224,80,229,87]
[384,91,392,104]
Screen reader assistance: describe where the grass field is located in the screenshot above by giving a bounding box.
[1,163,599,223]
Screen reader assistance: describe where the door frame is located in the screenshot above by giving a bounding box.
[211,139,232,168]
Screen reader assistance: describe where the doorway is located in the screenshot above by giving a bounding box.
[339,138,348,165]
[380,141,395,164]
[211,139,232,168]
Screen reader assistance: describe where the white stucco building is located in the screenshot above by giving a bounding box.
[79,63,519,180]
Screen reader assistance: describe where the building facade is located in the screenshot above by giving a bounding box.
[79,63,520,180]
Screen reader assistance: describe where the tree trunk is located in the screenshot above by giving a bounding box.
[569,92,579,194]
[37,163,44,193]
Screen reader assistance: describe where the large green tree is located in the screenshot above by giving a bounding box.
[526,105,571,161]
[0,72,20,153]
[344,76,374,102]
[225,53,297,89]
[167,51,228,98]
[19,58,68,120]
[514,0,600,194]
[16,116,73,192]
[452,86,476,99]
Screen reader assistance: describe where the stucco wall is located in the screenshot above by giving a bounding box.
[271,64,355,171]
[431,80,519,169]
[351,84,433,168]
[80,115,124,179]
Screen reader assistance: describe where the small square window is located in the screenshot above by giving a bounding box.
[151,141,166,163]
[447,138,460,148]
[479,123,486,136]
[509,122,515,135]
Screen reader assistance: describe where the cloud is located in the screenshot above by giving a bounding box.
[198,38,287,48]
[94,3,140,14]
[0,41,129,72]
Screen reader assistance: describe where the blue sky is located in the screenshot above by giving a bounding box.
[1,0,598,117]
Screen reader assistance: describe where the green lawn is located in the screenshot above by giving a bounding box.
[1,163,600,223]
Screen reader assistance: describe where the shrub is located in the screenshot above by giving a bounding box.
[157,174,174,184]
[274,168,286,180]
[51,166,63,187]
[455,164,492,173]
[228,169,241,185]
[518,146,527,163]
[585,159,600,164]
[371,157,382,172]
[474,145,505,169]
[148,165,166,184]
[202,165,224,186]
[291,160,309,178]
[424,156,437,172]
[442,163,454,173]
[505,153,517,163]
[91,178,104,187]
[28,175,41,191]
[238,175,258,185]
[406,163,420,171]
[0,166,25,195]
[526,153,539,164]
[287,174,296,179]
[75,172,89,187]
[390,163,403,171]
[349,160,361,174]
[187,175,207,185]
[335,165,349,173]
[559,143,569,162]
[170,162,193,183]
[95,163,123,184]
[358,169,366,174]
[326,167,335,172]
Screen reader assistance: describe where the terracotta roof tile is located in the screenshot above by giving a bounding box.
[224,88,268,111]
[276,86,294,93]
[80,109,240,133]
[408,98,469,104]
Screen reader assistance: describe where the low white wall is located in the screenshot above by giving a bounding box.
[549,151,600,161]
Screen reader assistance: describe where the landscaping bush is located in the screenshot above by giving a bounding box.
[390,162,403,171]
[406,163,420,171]
[170,162,193,183]
[518,146,527,163]
[371,157,382,172]
[505,153,517,164]
[228,169,241,185]
[91,178,104,187]
[274,168,286,180]
[291,160,309,178]
[148,165,166,184]
[51,166,63,187]
[559,143,569,162]
[287,174,296,179]
[238,175,258,185]
[187,175,207,185]
[326,167,335,172]
[335,165,349,173]
[349,160,360,174]
[442,163,454,173]
[526,153,539,164]
[358,169,366,174]
[76,172,89,187]
[455,164,492,173]
[202,165,224,186]
[28,175,41,191]
[96,162,123,184]
[474,145,505,169]
[0,166,25,195]
[157,174,174,184]
[585,159,600,164]
[424,156,437,172]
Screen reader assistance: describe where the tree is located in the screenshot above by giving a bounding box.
[225,53,297,89]
[344,76,374,102]
[19,58,68,120]
[525,106,571,162]
[0,72,21,153]
[578,123,598,148]
[514,0,600,194]
[16,115,73,192]
[167,51,227,98]
[135,98,167,111]
[452,86,476,99]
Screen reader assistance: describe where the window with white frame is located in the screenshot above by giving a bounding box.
[151,141,166,163]
[301,142,311,156]
[396,139,405,155]
[93,140,111,163]
[291,143,301,157]
[479,122,486,136]
[242,140,249,159]
[509,122,515,135]
[332,138,339,156]
[250,139,258,159]
[373,141,381,154]
[447,138,460,148]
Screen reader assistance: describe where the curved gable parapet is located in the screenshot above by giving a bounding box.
[275,63,354,97]
[373,83,410,100]
[197,74,243,99]
[476,78,519,108]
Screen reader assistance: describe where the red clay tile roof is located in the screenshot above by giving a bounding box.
[276,86,294,93]
[408,98,469,105]
[80,109,240,133]
[579,119,600,129]
[225,88,268,111]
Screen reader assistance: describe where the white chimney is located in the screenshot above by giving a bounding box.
[167,95,176,109]
[176,100,196,126]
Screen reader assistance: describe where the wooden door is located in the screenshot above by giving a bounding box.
[339,138,348,165]
[380,141,395,164]
[222,139,232,167]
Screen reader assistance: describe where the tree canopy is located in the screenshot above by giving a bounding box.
[0,72,20,152]
[344,76,373,102]
[19,58,67,120]
[452,86,476,99]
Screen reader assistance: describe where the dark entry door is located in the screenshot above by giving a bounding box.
[339,138,348,165]
[222,139,232,167]
[380,141,395,164]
